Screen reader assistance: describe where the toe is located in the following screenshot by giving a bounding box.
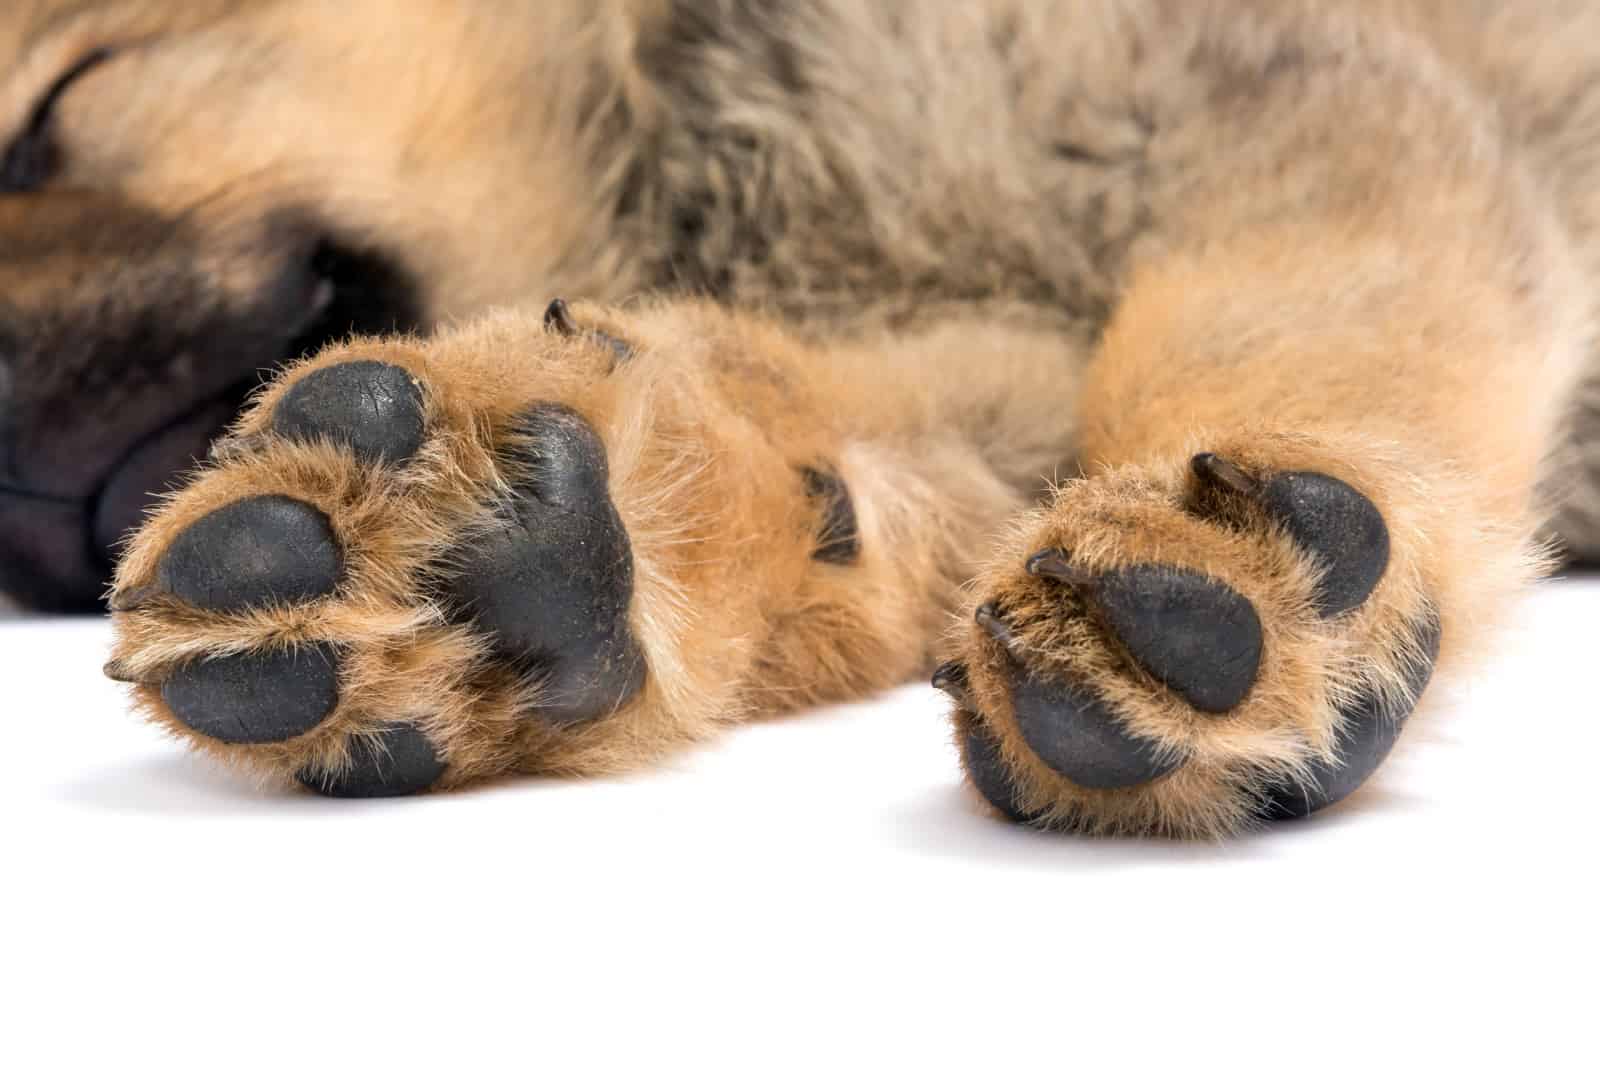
[956,708,1040,824]
[1084,563,1261,714]
[161,642,342,744]
[151,495,341,612]
[1259,472,1389,618]
[1193,456,1390,618]
[1262,613,1441,819]
[273,360,426,465]
[299,723,447,798]
[1010,667,1185,790]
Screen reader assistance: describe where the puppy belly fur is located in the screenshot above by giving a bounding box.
[102,0,1600,835]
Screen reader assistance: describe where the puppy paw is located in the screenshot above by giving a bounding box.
[936,439,1442,837]
[105,301,742,795]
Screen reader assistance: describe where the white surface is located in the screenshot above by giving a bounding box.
[6,579,1597,1065]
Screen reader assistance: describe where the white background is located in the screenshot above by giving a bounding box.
[6,577,1597,1065]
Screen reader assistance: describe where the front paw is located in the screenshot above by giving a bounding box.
[104,302,675,796]
[936,442,1442,837]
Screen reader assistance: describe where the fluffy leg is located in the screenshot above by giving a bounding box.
[105,299,1085,794]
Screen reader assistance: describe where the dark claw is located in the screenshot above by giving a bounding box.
[1010,666,1185,790]
[107,581,160,612]
[1090,565,1262,714]
[161,642,342,744]
[543,298,634,362]
[273,360,426,465]
[544,298,578,336]
[931,660,970,697]
[1025,549,1096,589]
[801,467,860,564]
[957,711,1040,824]
[102,658,146,684]
[974,602,1018,650]
[298,722,446,798]
[1192,453,1262,497]
[1262,613,1441,820]
[447,403,645,725]
[1259,471,1390,619]
[154,495,341,612]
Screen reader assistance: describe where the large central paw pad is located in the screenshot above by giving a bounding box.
[107,350,647,797]
[446,404,644,724]
[937,449,1441,837]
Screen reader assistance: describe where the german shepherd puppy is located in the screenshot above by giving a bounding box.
[5,1,1598,835]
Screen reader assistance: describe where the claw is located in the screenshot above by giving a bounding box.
[543,298,578,336]
[931,660,970,697]
[103,658,150,684]
[1025,549,1097,589]
[107,582,159,612]
[1192,453,1261,497]
[205,432,265,465]
[975,602,1018,651]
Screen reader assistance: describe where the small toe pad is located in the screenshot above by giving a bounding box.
[273,360,426,465]
[959,712,1039,824]
[157,495,341,612]
[1011,667,1185,790]
[299,723,446,798]
[1092,565,1262,714]
[162,642,342,744]
[1263,613,1441,819]
[1260,471,1389,618]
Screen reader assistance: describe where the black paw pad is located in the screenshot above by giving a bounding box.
[957,710,1040,824]
[298,723,446,798]
[1037,558,1261,714]
[273,360,426,465]
[156,495,341,612]
[1262,613,1441,819]
[1260,472,1389,618]
[1010,667,1185,790]
[447,403,645,724]
[162,642,341,744]
[801,467,859,564]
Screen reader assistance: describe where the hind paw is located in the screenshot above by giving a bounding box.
[935,441,1442,837]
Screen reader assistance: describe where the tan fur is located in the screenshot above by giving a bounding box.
[7,0,1597,833]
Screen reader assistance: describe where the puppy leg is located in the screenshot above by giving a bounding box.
[939,214,1586,835]
[105,299,1086,793]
